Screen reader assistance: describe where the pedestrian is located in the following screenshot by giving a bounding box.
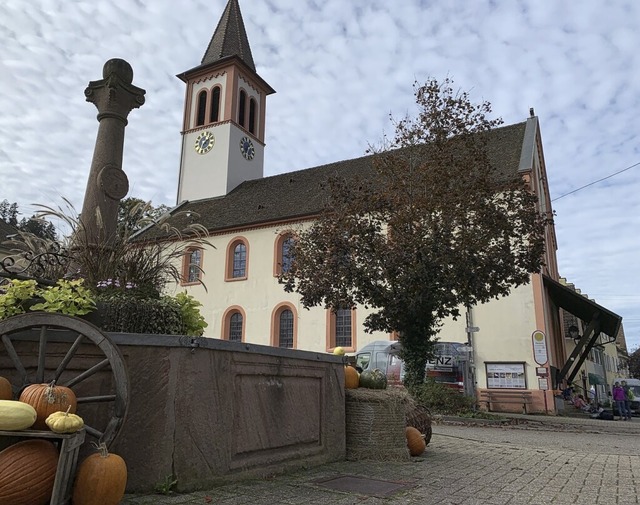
[612,382,630,420]
[622,380,633,420]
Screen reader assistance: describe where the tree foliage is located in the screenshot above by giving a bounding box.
[280,78,550,387]
[0,199,57,241]
[628,347,640,379]
[117,197,171,235]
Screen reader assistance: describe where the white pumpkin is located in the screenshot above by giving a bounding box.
[45,408,84,434]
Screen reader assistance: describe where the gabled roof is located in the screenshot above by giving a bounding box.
[140,121,528,241]
[201,0,255,71]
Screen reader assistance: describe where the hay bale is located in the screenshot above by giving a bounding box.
[345,388,411,461]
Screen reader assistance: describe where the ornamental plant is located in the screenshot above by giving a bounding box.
[30,279,96,316]
[2,198,212,334]
[0,279,38,320]
[175,292,208,337]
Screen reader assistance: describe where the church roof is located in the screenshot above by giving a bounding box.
[140,121,528,241]
[201,0,255,71]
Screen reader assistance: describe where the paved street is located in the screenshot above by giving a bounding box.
[122,417,640,504]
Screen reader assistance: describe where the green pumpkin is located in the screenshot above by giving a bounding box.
[359,368,388,389]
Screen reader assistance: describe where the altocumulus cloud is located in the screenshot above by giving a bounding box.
[1,0,639,346]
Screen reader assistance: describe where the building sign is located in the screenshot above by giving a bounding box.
[532,330,548,366]
[486,363,526,389]
[426,355,455,370]
[538,378,549,390]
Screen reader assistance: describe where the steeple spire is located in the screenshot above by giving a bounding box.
[201,0,255,71]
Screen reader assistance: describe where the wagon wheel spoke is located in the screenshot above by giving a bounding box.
[83,424,103,440]
[76,394,117,404]
[1,334,28,385]
[62,358,110,389]
[36,325,48,383]
[0,312,129,449]
[53,333,86,382]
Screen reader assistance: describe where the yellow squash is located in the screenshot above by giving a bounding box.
[0,400,37,430]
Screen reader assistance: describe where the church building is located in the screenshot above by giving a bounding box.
[143,0,623,414]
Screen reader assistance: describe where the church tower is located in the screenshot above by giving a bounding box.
[176,0,275,203]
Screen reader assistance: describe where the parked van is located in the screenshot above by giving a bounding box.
[612,378,640,415]
[354,340,466,389]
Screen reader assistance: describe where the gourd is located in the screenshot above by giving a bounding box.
[45,406,84,433]
[19,380,77,430]
[0,376,12,400]
[72,442,128,505]
[405,426,426,456]
[0,400,37,430]
[358,368,388,389]
[0,439,58,505]
[344,365,360,389]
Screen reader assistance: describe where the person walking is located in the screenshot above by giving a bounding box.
[613,382,630,420]
[622,380,633,420]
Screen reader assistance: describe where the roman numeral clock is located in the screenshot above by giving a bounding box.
[194,131,215,154]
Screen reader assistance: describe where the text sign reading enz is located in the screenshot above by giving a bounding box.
[427,355,454,369]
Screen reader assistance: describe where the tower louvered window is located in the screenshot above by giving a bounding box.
[210,86,221,123]
[196,90,207,126]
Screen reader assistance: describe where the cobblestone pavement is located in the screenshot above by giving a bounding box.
[122,416,640,505]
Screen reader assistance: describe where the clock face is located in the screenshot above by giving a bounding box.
[239,136,255,160]
[194,131,215,154]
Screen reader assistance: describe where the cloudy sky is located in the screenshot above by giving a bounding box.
[1,0,639,349]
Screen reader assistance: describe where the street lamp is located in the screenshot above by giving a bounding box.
[568,325,580,341]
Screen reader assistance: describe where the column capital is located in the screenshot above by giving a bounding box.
[84,59,146,123]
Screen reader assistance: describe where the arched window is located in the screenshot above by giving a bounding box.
[238,90,247,127]
[248,98,257,134]
[210,86,221,123]
[279,310,294,348]
[230,312,243,342]
[221,306,246,342]
[182,247,203,285]
[233,243,246,278]
[225,237,249,281]
[274,232,295,275]
[196,90,207,127]
[326,307,356,352]
[271,303,297,349]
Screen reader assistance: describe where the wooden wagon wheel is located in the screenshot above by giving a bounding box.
[0,312,128,448]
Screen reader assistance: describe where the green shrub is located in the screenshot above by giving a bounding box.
[0,279,38,320]
[408,379,475,415]
[96,295,184,335]
[31,279,96,316]
[174,292,208,337]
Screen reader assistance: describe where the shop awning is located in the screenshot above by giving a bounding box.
[588,373,606,386]
[543,275,622,338]
[544,275,623,386]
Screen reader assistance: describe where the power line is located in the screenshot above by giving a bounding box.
[551,161,640,202]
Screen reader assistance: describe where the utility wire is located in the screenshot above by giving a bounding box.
[551,161,640,202]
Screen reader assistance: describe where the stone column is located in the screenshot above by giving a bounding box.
[79,58,146,246]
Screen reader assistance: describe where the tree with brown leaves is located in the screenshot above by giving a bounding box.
[280,78,549,387]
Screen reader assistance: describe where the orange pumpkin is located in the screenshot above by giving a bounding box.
[344,365,360,389]
[0,377,12,400]
[405,426,426,456]
[0,439,58,505]
[19,381,77,430]
[72,443,127,505]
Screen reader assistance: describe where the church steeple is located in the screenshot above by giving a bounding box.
[201,0,255,71]
[176,0,274,204]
